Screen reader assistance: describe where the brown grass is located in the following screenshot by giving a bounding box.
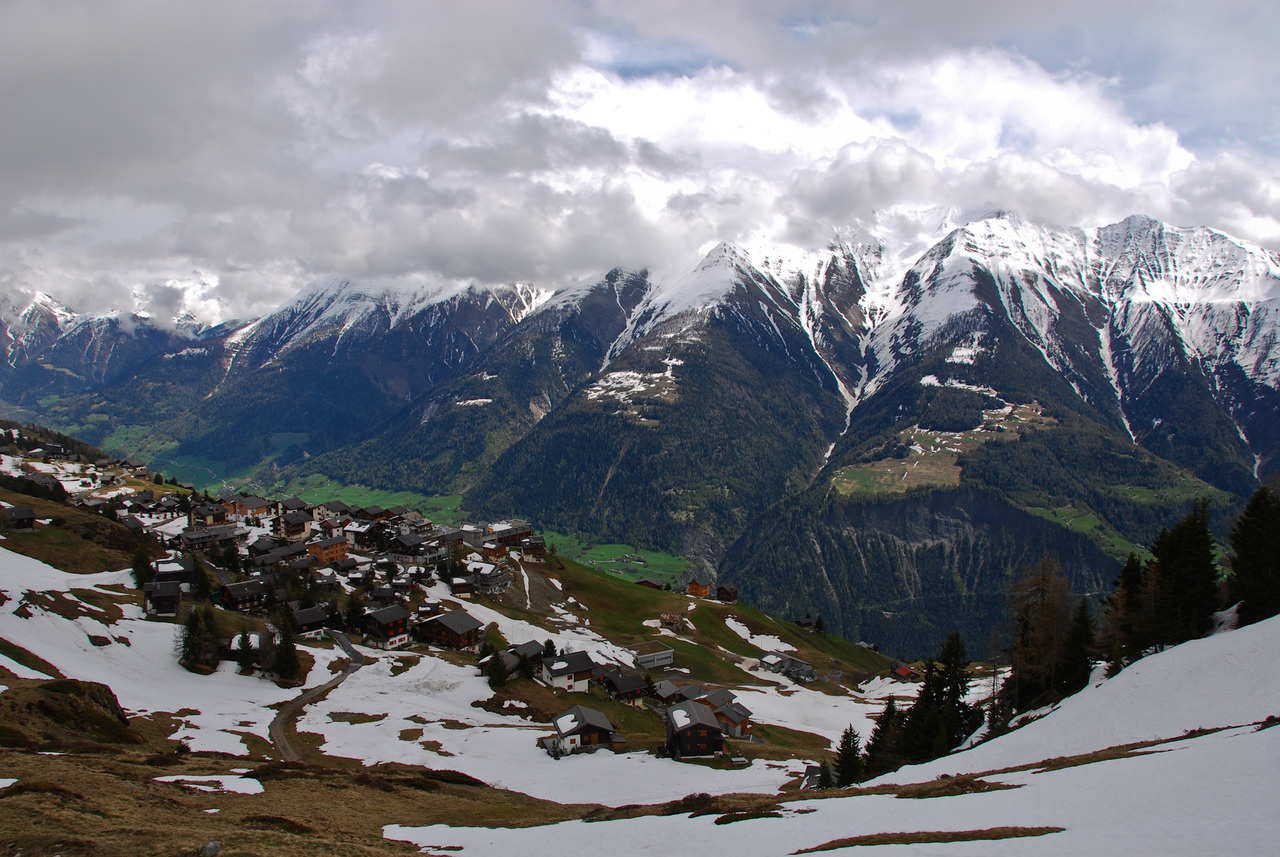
[794,826,1065,852]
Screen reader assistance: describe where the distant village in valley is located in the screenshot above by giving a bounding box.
[0,426,904,769]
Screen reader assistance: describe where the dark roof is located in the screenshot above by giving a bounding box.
[716,701,753,724]
[9,506,35,520]
[311,535,347,548]
[652,679,681,700]
[281,497,310,511]
[667,700,721,732]
[143,581,182,597]
[554,705,615,738]
[322,500,351,513]
[434,608,483,636]
[700,688,738,709]
[369,604,411,626]
[292,605,328,627]
[282,510,313,525]
[544,650,596,677]
[509,640,544,660]
[224,579,266,597]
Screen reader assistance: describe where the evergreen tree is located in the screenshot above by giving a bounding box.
[180,610,204,667]
[199,608,222,666]
[543,639,557,659]
[485,654,509,688]
[1002,556,1073,713]
[325,600,343,631]
[936,631,978,747]
[518,653,536,681]
[1150,499,1218,644]
[271,632,301,681]
[864,698,904,777]
[1230,486,1280,626]
[1057,598,1096,697]
[344,594,365,633]
[131,546,154,588]
[816,761,833,790]
[236,630,255,670]
[834,725,864,786]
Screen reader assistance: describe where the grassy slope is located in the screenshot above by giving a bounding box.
[0,486,162,574]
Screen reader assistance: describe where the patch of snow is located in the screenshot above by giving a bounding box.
[154,774,264,795]
[723,617,795,653]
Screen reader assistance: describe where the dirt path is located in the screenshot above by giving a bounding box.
[268,629,366,762]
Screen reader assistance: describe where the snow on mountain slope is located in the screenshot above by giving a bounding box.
[388,617,1280,856]
[0,547,342,754]
[888,612,1280,784]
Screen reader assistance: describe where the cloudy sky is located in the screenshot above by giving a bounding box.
[2,0,1278,324]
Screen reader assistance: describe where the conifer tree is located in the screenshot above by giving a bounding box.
[1057,597,1096,697]
[344,594,365,633]
[816,761,833,790]
[271,632,301,681]
[864,698,904,777]
[834,725,864,786]
[236,630,255,670]
[1230,486,1280,626]
[131,547,153,588]
[485,653,509,688]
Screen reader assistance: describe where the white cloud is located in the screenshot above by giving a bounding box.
[1,1,1277,324]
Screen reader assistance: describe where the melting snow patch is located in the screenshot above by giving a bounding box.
[920,374,941,386]
[154,775,264,795]
[0,779,16,790]
[724,617,795,653]
[455,399,493,406]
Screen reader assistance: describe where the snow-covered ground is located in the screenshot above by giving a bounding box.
[0,547,342,754]
[386,614,1280,855]
[723,616,794,653]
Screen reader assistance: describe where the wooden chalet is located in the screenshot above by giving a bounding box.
[696,688,753,738]
[666,700,724,758]
[142,581,182,617]
[418,608,483,651]
[716,583,739,603]
[541,651,596,692]
[219,579,266,612]
[548,705,621,756]
[292,605,328,640]
[7,506,35,530]
[307,535,348,565]
[276,510,313,542]
[601,669,648,705]
[686,576,712,598]
[364,604,411,649]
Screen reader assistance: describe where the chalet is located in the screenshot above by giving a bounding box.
[188,503,227,528]
[518,535,546,559]
[666,700,724,758]
[686,576,712,598]
[449,576,473,599]
[387,532,428,563]
[716,583,739,603]
[356,504,388,521]
[292,605,329,640]
[178,525,240,552]
[364,604,411,649]
[628,640,675,670]
[142,581,182,616]
[7,506,35,530]
[334,557,361,576]
[122,456,147,472]
[316,500,351,518]
[480,541,507,559]
[122,515,146,535]
[219,579,266,612]
[697,688,753,738]
[541,651,596,692]
[636,577,664,590]
[418,608,483,651]
[279,497,311,515]
[312,569,340,591]
[276,510,313,542]
[601,669,648,705]
[651,679,682,705]
[345,521,379,551]
[434,526,465,548]
[153,557,194,584]
[891,663,920,682]
[548,705,620,756]
[222,494,271,519]
[509,640,546,666]
[307,535,348,565]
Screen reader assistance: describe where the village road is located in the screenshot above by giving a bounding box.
[267,629,366,762]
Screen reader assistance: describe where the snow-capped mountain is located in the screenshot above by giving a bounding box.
[5,212,1280,651]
